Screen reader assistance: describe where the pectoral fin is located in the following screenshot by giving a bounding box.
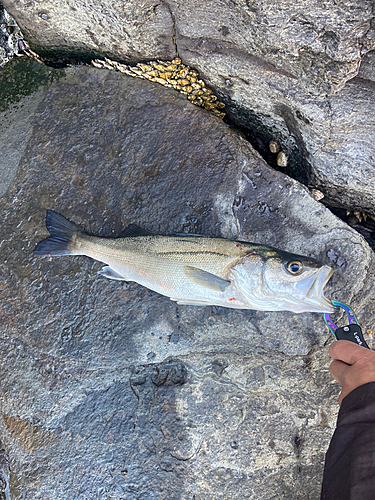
[98,266,129,281]
[183,266,230,292]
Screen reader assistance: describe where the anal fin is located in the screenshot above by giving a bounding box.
[98,266,129,281]
[170,298,214,306]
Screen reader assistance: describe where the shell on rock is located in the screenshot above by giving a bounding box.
[276,151,288,167]
[310,189,324,201]
[269,141,280,153]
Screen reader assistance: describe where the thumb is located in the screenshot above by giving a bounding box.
[329,359,350,384]
[329,340,369,365]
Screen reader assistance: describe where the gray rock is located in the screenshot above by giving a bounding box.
[2,0,375,214]
[0,3,21,66]
[358,50,375,82]
[0,62,375,499]
[2,0,177,61]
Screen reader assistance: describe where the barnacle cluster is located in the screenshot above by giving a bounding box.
[92,57,226,119]
[10,32,226,119]
[346,210,375,224]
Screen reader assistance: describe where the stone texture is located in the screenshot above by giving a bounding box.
[0,3,21,66]
[2,0,177,61]
[0,57,64,197]
[1,61,375,499]
[358,49,375,82]
[2,0,375,214]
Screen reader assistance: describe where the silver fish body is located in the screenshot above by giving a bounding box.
[34,211,334,313]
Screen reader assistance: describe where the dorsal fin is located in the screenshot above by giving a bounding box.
[117,224,153,238]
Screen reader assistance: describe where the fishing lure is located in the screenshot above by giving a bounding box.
[324,301,369,349]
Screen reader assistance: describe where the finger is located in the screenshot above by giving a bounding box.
[329,359,350,383]
[329,340,369,365]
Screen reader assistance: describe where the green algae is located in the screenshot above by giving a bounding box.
[0,57,65,112]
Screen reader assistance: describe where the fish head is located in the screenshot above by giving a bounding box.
[230,249,334,313]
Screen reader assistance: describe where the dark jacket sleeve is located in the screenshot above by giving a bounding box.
[321,382,375,500]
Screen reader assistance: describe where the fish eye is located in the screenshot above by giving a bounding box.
[286,261,303,274]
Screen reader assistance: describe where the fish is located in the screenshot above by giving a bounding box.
[33,210,334,313]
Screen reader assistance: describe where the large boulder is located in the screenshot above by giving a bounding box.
[0,59,375,499]
[2,0,375,214]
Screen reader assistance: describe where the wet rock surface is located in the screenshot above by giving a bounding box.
[0,58,63,197]
[2,0,375,215]
[1,62,375,499]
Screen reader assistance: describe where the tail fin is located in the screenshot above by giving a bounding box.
[34,210,79,256]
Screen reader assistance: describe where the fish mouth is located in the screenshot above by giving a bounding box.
[295,265,334,313]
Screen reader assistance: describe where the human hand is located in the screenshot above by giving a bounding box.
[329,340,375,406]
